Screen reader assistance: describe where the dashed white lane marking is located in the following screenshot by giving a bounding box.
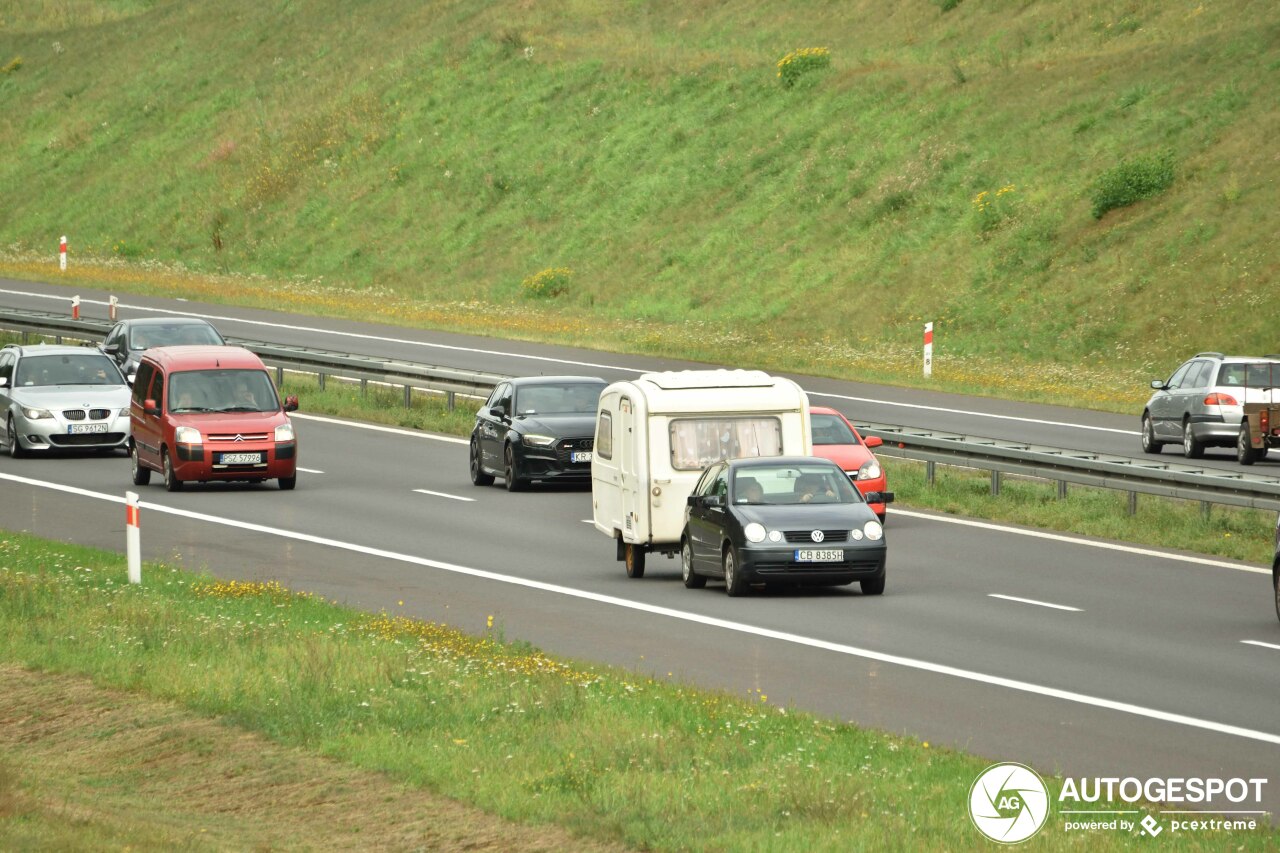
[989,593,1082,612]
[1241,640,1280,652]
[296,467,324,474]
[413,489,475,502]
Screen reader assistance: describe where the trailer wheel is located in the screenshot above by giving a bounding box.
[624,543,646,579]
[1237,424,1263,466]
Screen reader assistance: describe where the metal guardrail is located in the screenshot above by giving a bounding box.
[0,308,503,410]
[4,306,1280,514]
[854,422,1280,513]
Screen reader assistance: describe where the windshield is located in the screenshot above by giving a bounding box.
[513,382,604,416]
[169,369,279,413]
[811,413,860,445]
[15,353,123,387]
[732,464,860,506]
[128,323,223,351]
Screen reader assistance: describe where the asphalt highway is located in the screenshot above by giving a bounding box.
[2,276,1278,820]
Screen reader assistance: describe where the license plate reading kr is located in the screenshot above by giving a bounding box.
[794,549,842,563]
[220,452,263,465]
[571,451,593,463]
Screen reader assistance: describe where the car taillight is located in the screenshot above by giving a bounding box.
[1203,392,1238,406]
[1262,410,1270,434]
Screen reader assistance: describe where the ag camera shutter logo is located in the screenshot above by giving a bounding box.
[969,762,1049,844]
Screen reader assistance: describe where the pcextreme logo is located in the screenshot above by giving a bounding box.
[968,762,1050,844]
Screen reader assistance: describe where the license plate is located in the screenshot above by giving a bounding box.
[68,423,107,434]
[794,549,842,563]
[220,452,263,465]
[571,451,592,463]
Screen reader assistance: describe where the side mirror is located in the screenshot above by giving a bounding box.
[488,405,506,420]
[102,343,119,355]
[687,494,698,507]
[1150,379,1165,390]
[0,376,7,388]
[864,435,883,449]
[706,494,725,509]
[283,395,299,412]
[143,399,160,417]
[127,373,137,386]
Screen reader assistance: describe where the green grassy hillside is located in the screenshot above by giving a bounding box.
[1,1,1276,409]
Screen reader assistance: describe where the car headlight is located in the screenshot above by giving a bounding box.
[20,406,52,420]
[175,426,202,444]
[850,528,864,541]
[118,408,130,417]
[857,460,882,481]
[522,433,556,447]
[274,423,295,442]
[864,520,884,541]
[743,522,767,543]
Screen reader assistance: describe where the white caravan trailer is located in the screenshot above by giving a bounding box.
[591,369,811,578]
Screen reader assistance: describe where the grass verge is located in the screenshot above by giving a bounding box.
[1,530,1273,851]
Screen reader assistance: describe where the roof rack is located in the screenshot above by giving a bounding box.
[1193,351,1225,358]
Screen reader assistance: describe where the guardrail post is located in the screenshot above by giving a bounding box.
[1127,491,1138,516]
[1201,501,1210,522]
[1058,480,1068,500]
[276,366,283,385]
[403,384,411,409]
[447,390,456,410]
[318,372,326,391]
[360,377,368,398]
[990,470,1001,497]
[925,460,936,486]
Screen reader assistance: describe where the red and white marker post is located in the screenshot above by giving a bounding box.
[923,322,934,379]
[126,491,141,584]
[59,235,67,271]
[71,294,81,320]
[109,295,119,322]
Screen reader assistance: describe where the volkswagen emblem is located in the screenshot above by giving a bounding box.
[810,530,824,543]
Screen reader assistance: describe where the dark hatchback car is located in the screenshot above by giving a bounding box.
[98,317,226,384]
[681,456,893,597]
[469,376,607,491]
[1273,514,1279,623]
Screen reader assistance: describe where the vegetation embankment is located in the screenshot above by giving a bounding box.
[1,530,1274,851]
[1,1,1277,412]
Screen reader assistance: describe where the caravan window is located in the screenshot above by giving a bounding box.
[668,416,783,471]
[596,410,613,460]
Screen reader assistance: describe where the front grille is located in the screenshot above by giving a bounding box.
[207,432,270,442]
[556,437,594,465]
[783,529,850,543]
[63,409,85,420]
[89,408,111,420]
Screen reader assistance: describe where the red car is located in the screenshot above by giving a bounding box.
[809,405,889,520]
[129,346,299,491]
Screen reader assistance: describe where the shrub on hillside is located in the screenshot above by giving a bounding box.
[972,184,1018,235]
[2,56,22,74]
[776,47,830,88]
[521,267,572,299]
[1089,151,1175,219]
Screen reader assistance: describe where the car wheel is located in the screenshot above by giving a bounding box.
[723,545,747,597]
[278,474,297,490]
[681,537,705,589]
[861,572,886,596]
[162,448,183,492]
[1237,424,1262,466]
[470,438,494,486]
[504,444,525,492]
[130,443,151,486]
[1140,414,1163,454]
[1181,419,1204,459]
[6,415,24,459]
[624,542,646,579]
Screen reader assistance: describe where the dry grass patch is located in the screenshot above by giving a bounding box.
[0,664,633,852]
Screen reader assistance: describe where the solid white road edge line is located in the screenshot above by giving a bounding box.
[2,470,1278,747]
[892,508,1270,575]
[296,467,324,474]
[413,489,475,502]
[290,412,468,443]
[1,286,1137,435]
[988,593,1082,612]
[1241,640,1280,652]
